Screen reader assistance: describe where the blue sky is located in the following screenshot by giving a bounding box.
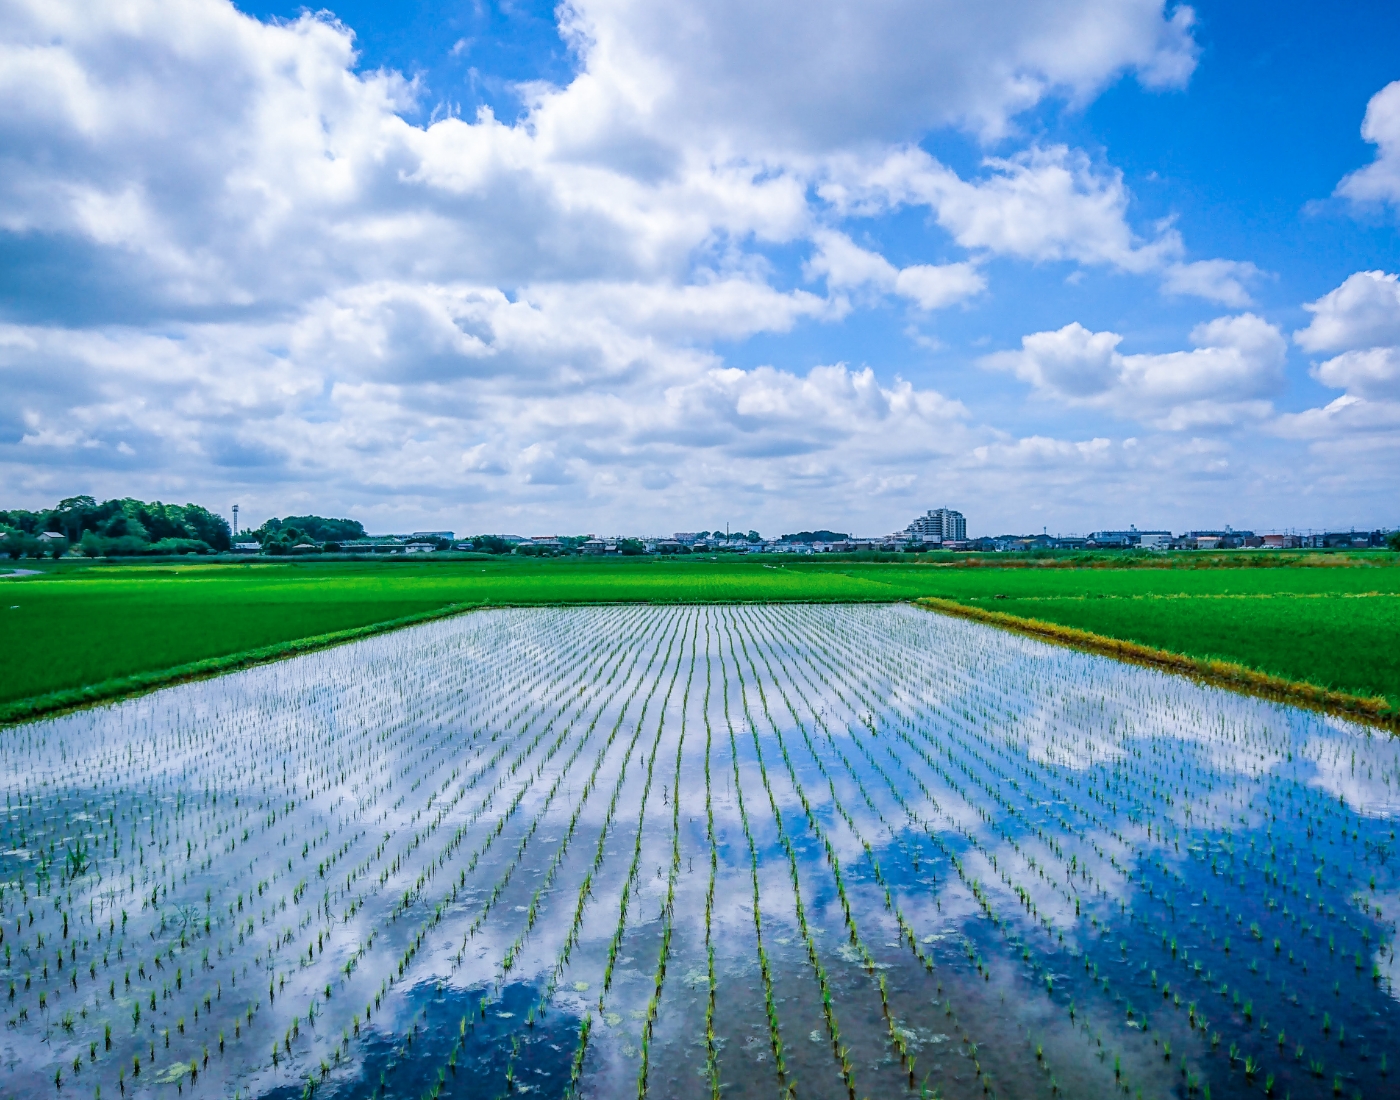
[2,0,1398,536]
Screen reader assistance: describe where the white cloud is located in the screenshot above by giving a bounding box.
[1311,347,1400,402]
[970,435,1115,468]
[984,313,1286,428]
[0,0,1202,324]
[1335,80,1400,209]
[894,264,987,310]
[25,0,1385,534]
[0,288,981,531]
[1294,270,1400,353]
[558,0,1197,150]
[805,230,985,310]
[819,145,1180,272]
[1161,259,1262,307]
[1274,394,1400,439]
[1281,270,1400,447]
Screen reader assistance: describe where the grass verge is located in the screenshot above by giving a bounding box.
[916,596,1399,730]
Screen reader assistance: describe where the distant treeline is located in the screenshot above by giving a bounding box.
[254,515,366,551]
[780,530,850,542]
[0,499,380,559]
[1,495,231,558]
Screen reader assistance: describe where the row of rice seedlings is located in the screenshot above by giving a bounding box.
[873,638,1384,1091]
[746,607,1048,1095]
[765,604,1172,1092]
[734,609,1003,1091]
[562,610,693,1095]
[510,612,688,988]
[700,612,721,1100]
[236,611,621,1084]
[599,613,689,1001]
[722,612,918,1074]
[715,623,794,1099]
[807,602,1397,1097]
[429,620,679,1099]
[361,608,685,1098]
[351,619,634,1004]
[635,610,699,1097]
[539,625,673,1005]
[317,607,655,1086]
[817,609,1233,1065]
[0,604,635,1091]
[721,612,864,1096]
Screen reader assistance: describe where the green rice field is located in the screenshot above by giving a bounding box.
[1,555,1398,718]
[2,603,1397,1100]
[916,564,1400,712]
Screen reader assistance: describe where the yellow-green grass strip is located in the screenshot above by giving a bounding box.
[915,596,1399,730]
[0,601,490,728]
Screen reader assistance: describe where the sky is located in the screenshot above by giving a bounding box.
[1,0,1398,538]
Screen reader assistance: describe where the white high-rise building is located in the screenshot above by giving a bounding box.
[905,508,966,543]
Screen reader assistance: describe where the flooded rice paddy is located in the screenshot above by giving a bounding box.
[2,603,1398,1100]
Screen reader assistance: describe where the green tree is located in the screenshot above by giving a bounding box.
[1388,530,1400,552]
[258,515,364,543]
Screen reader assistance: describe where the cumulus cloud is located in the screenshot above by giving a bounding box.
[1311,348,1400,401]
[0,0,1200,323]
[1161,259,1262,307]
[984,313,1287,428]
[0,287,979,530]
[24,0,1360,533]
[1294,270,1400,353]
[818,145,1181,272]
[970,435,1115,468]
[805,230,985,310]
[557,0,1197,150]
[1335,81,1400,210]
[1281,270,1400,446]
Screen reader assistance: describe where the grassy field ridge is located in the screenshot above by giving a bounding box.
[915,597,1398,728]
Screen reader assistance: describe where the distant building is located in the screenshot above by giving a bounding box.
[1138,533,1174,550]
[1315,530,1383,548]
[905,508,966,543]
[1187,529,1253,549]
[1087,527,1171,548]
[411,531,454,541]
[1261,533,1299,549]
